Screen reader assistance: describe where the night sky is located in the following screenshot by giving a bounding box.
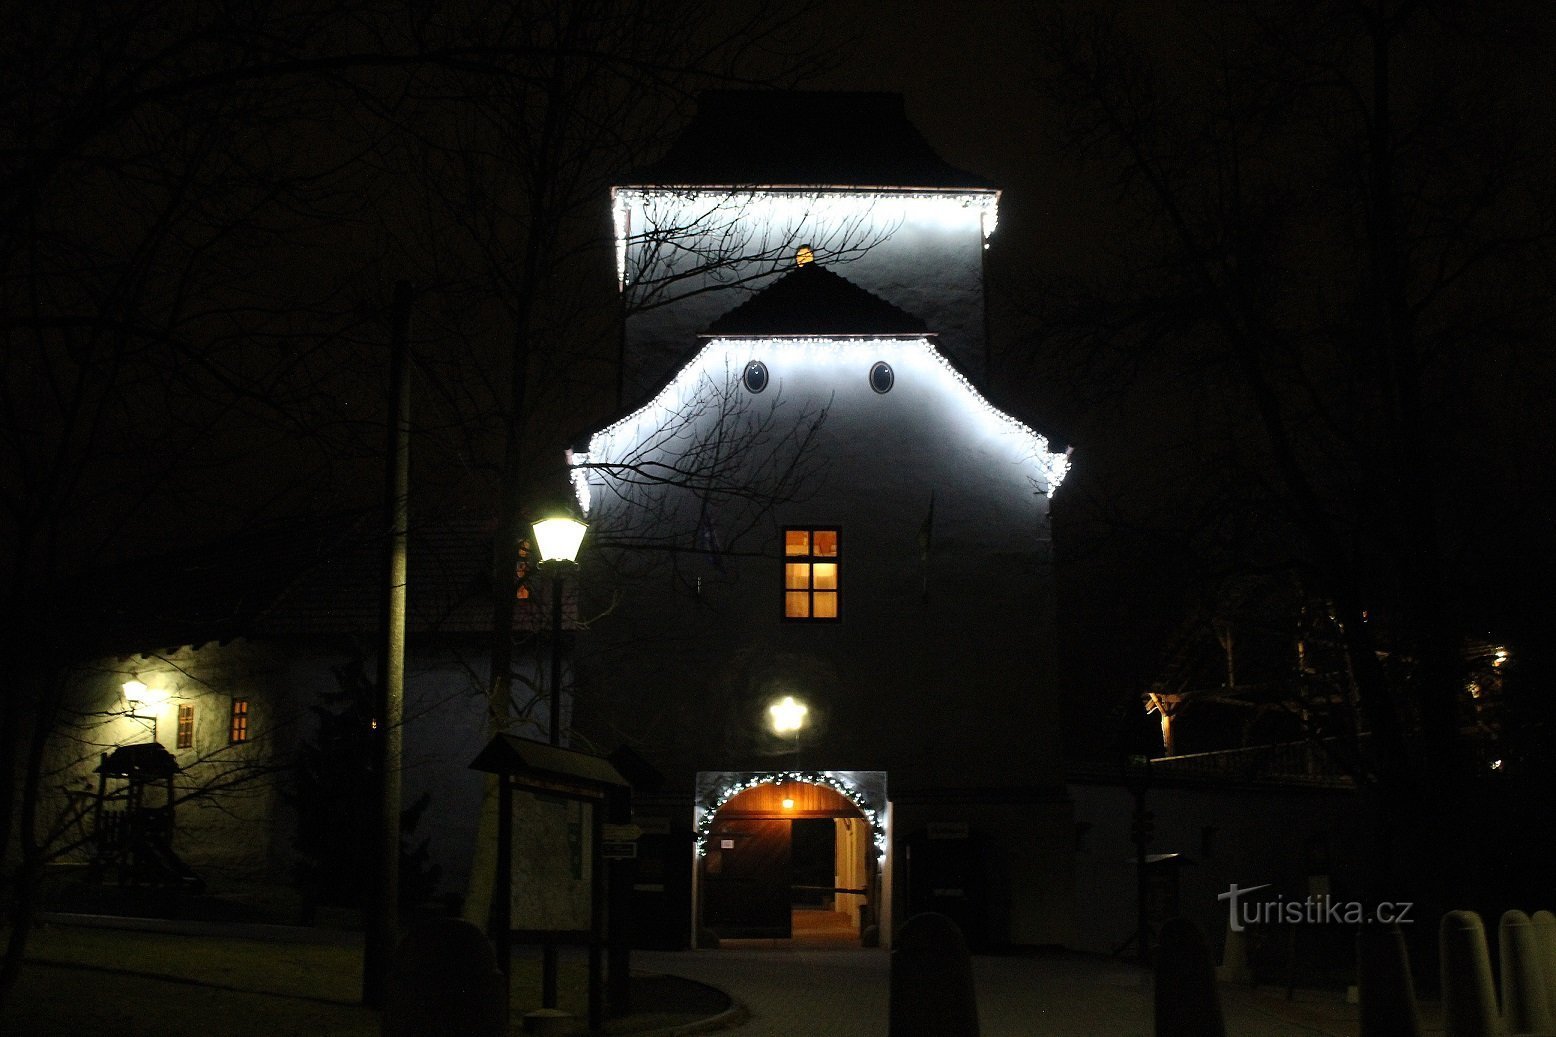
[6,0,1554,762]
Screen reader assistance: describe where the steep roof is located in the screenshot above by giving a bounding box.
[87,513,562,654]
[704,263,929,338]
[629,91,995,190]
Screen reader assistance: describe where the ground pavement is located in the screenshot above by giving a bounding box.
[634,942,1446,1037]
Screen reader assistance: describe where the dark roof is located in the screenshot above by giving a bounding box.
[87,512,564,654]
[97,743,181,778]
[704,263,929,337]
[629,91,995,190]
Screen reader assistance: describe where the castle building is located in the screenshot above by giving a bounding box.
[571,92,1075,948]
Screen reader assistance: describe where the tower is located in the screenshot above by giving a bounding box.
[574,91,1074,949]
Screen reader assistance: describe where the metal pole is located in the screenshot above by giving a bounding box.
[589,801,605,1032]
[364,279,412,1007]
[1134,786,1149,966]
[542,568,564,1008]
[494,775,513,1021]
[549,569,564,745]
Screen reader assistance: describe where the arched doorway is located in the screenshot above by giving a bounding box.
[694,772,885,945]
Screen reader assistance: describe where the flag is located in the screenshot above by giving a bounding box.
[918,490,934,604]
[917,490,935,562]
[695,498,724,571]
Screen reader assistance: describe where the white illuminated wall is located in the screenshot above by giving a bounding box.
[575,330,1075,944]
[613,188,998,401]
[575,332,1068,787]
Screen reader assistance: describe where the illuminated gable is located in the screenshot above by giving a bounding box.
[570,334,1070,517]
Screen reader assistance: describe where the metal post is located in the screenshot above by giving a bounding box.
[542,568,564,1008]
[1133,786,1150,966]
[589,802,606,1031]
[364,279,412,1007]
[494,775,513,1020]
[549,570,564,746]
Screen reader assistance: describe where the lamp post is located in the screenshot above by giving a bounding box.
[532,515,588,746]
[123,679,158,743]
[531,513,587,1010]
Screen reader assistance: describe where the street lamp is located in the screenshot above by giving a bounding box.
[532,514,588,747]
[530,512,586,1012]
[768,695,808,735]
[123,678,159,743]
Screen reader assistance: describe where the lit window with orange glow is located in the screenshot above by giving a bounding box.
[516,538,533,600]
[783,527,840,621]
[229,699,250,744]
[795,243,815,266]
[176,705,194,749]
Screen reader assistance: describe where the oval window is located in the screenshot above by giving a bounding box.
[743,360,769,394]
[869,361,894,394]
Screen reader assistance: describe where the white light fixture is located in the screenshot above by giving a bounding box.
[532,515,588,564]
[122,678,148,710]
[768,695,808,734]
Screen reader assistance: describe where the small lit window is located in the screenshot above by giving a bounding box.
[783,527,840,621]
[869,361,894,394]
[229,699,250,744]
[743,360,769,394]
[176,705,194,750]
[516,537,532,600]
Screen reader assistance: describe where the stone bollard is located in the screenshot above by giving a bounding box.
[1533,911,1556,1020]
[1155,916,1227,1037]
[1440,910,1500,1037]
[382,917,507,1037]
[888,912,979,1037]
[1216,916,1252,986]
[1500,910,1555,1035]
[1357,923,1421,1037]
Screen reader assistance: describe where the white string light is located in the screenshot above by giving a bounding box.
[694,770,886,860]
[572,336,1070,516]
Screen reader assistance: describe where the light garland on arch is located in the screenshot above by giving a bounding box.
[695,770,886,860]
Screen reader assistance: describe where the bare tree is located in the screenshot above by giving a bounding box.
[1021,0,1555,904]
[0,0,850,1005]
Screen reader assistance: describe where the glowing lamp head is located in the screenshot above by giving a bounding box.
[795,243,815,266]
[532,515,588,564]
[768,695,808,734]
[123,679,148,709]
[782,797,796,810]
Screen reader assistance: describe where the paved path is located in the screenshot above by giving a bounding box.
[635,945,1399,1036]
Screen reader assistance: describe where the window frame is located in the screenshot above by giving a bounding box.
[229,698,250,745]
[176,704,195,750]
[781,525,841,623]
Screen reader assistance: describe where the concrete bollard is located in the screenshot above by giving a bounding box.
[1440,910,1500,1037]
[1357,923,1422,1037]
[382,917,507,1037]
[1155,916,1227,1037]
[1216,917,1252,986]
[1533,911,1556,1022]
[889,912,980,1037]
[1500,910,1555,1035]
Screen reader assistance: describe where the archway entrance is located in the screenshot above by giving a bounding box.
[695,773,884,945]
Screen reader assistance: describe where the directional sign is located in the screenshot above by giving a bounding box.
[601,841,638,860]
[601,823,643,842]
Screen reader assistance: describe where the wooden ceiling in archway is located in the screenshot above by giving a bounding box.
[715,779,863,819]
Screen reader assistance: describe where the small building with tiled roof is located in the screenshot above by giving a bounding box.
[575,95,1074,951]
[44,514,566,906]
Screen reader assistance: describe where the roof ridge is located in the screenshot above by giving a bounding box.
[704,263,928,338]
